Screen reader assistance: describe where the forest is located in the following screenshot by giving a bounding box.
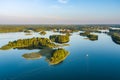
[47,48,69,65]
[22,48,69,65]
[0,25,112,33]
[80,31,98,41]
[111,33,120,44]
[0,37,56,50]
[50,35,70,43]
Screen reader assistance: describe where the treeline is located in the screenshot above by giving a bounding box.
[0,37,56,50]
[0,25,25,33]
[0,24,112,33]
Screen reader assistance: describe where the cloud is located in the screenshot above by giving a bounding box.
[58,0,69,4]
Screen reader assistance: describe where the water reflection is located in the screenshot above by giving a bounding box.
[111,36,120,45]
[0,32,120,80]
[22,48,70,65]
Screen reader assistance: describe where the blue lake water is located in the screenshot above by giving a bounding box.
[0,31,120,80]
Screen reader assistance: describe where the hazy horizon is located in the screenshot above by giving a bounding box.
[0,0,120,24]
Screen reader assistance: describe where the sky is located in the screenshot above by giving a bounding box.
[0,0,120,24]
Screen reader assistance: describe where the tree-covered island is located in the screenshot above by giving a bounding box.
[48,48,69,65]
[80,31,98,41]
[0,37,56,50]
[111,33,120,44]
[39,31,47,35]
[50,35,70,43]
[22,48,69,65]
[0,35,70,50]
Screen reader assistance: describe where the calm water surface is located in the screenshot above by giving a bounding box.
[0,31,120,80]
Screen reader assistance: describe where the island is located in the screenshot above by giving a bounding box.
[47,48,69,65]
[80,31,90,36]
[24,30,33,35]
[39,31,47,35]
[87,34,98,41]
[22,53,41,60]
[0,37,56,50]
[22,48,70,65]
[111,33,120,44]
[49,35,70,43]
[80,31,98,41]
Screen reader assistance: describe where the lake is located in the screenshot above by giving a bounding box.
[0,31,120,80]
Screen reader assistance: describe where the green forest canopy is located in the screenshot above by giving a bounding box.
[0,37,56,50]
[0,25,111,33]
[50,35,70,43]
[48,48,69,65]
